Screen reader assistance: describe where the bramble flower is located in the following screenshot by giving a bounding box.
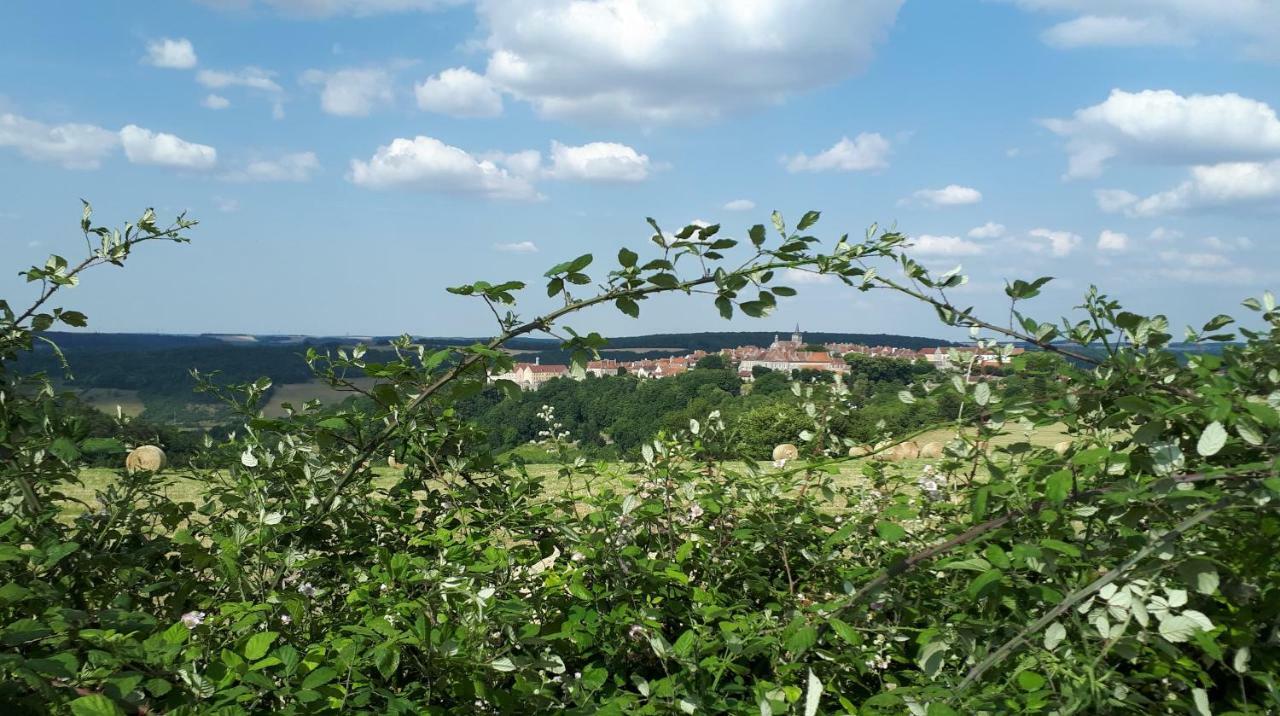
[298,582,317,598]
[181,611,206,629]
[280,614,292,625]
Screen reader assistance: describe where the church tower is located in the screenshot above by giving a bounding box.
[791,323,803,345]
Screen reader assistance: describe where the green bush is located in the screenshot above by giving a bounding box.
[1,206,1278,713]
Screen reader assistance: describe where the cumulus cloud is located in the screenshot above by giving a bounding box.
[723,199,756,211]
[302,68,395,116]
[545,141,652,182]
[349,136,542,200]
[494,241,538,253]
[1044,89,1280,178]
[198,0,463,17]
[0,112,119,169]
[348,135,658,199]
[197,67,283,93]
[784,133,891,173]
[119,125,218,169]
[1097,229,1129,252]
[224,151,319,182]
[902,184,982,208]
[1002,1,1280,56]
[1203,235,1253,251]
[1094,188,1139,213]
[415,67,503,118]
[967,221,1006,239]
[202,94,231,110]
[910,234,984,256]
[1040,15,1192,48]
[1102,161,1280,216]
[783,268,834,285]
[1028,228,1082,257]
[477,0,904,123]
[145,38,198,69]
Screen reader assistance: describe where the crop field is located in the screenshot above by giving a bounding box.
[60,423,1071,518]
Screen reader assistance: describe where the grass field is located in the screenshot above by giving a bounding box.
[61,423,1070,517]
[262,379,377,418]
[76,388,147,417]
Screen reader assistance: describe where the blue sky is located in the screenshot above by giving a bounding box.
[2,0,1277,340]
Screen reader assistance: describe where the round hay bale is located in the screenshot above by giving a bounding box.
[890,441,920,461]
[918,441,943,459]
[772,443,800,464]
[848,444,872,457]
[870,440,893,461]
[1053,440,1073,456]
[125,445,166,474]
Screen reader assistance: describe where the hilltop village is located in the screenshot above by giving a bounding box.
[492,329,1023,391]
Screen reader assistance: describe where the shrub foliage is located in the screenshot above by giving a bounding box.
[1,205,1278,714]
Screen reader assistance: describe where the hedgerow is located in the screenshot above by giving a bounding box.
[1,204,1277,714]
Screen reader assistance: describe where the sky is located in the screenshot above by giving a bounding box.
[1,0,1278,341]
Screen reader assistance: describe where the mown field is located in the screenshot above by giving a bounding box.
[61,423,1070,518]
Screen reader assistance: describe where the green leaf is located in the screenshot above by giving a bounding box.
[1043,622,1066,651]
[968,569,1003,600]
[796,210,821,231]
[1045,470,1072,503]
[804,670,822,716]
[1158,615,1207,643]
[784,624,818,654]
[917,640,947,678]
[1016,671,1046,692]
[618,247,638,268]
[974,382,991,406]
[243,631,278,660]
[70,695,123,716]
[301,666,338,689]
[875,521,907,542]
[1192,687,1211,716]
[615,296,640,318]
[490,656,516,672]
[50,437,80,462]
[748,224,766,247]
[1196,421,1227,457]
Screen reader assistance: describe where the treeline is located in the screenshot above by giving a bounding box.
[458,355,957,460]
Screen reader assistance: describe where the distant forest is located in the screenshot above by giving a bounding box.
[26,330,957,399]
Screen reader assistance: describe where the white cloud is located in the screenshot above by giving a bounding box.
[494,241,538,253]
[910,234,984,256]
[723,199,756,211]
[213,196,240,212]
[967,221,1006,239]
[784,133,891,173]
[349,135,542,200]
[202,94,231,110]
[1149,226,1181,241]
[545,140,651,182]
[478,0,904,123]
[1003,1,1280,57]
[415,67,503,118]
[1203,235,1252,251]
[302,68,394,116]
[1094,188,1139,213]
[197,67,283,93]
[783,268,834,285]
[1028,228,1082,257]
[1041,15,1192,48]
[1108,161,1280,216]
[0,112,119,169]
[145,38,198,69]
[199,0,463,18]
[1158,250,1230,268]
[1097,229,1129,252]
[224,152,320,182]
[1044,89,1280,178]
[902,184,982,208]
[119,125,217,170]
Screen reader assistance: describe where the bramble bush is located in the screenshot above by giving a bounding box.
[1,204,1278,714]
